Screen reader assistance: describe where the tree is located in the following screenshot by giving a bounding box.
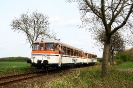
[67,0,133,76]
[11,11,57,48]
[94,30,125,65]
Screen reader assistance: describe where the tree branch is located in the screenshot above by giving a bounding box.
[109,0,126,27]
[111,3,133,35]
[84,0,102,19]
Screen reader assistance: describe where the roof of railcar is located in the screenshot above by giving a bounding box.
[34,39,83,51]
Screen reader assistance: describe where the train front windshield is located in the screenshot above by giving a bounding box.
[32,43,58,51]
[33,43,39,50]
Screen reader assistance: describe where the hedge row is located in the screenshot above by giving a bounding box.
[0,57,30,62]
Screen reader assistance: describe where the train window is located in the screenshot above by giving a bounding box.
[80,52,82,57]
[90,54,92,58]
[71,49,73,56]
[78,51,80,56]
[92,55,94,58]
[87,54,90,58]
[45,43,54,50]
[85,53,87,56]
[33,43,39,50]
[39,43,44,50]
[63,47,67,55]
[74,50,77,56]
[67,48,70,55]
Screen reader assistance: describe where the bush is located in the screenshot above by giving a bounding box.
[97,58,102,62]
[115,59,123,65]
[115,52,131,63]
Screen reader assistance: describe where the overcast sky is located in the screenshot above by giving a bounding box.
[0,0,102,58]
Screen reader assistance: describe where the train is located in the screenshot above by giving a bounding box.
[27,38,97,69]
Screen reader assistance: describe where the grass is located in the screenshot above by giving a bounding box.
[0,62,36,75]
[114,62,133,68]
[1,62,133,88]
[42,62,133,88]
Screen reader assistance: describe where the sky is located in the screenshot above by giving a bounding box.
[0,0,103,58]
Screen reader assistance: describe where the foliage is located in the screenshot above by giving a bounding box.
[112,47,133,65]
[0,57,30,62]
[124,48,133,61]
[97,58,102,62]
[115,52,130,62]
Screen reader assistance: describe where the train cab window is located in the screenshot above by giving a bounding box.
[33,43,39,50]
[54,43,59,50]
[45,43,54,50]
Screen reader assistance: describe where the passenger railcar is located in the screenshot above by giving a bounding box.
[27,39,97,68]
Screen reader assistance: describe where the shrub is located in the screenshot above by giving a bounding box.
[115,59,123,65]
[115,52,131,63]
[97,58,102,62]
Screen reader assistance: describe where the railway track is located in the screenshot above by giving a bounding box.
[0,67,68,86]
[0,70,48,86]
[0,64,97,86]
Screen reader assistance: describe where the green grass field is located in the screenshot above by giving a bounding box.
[0,62,36,75]
[114,62,133,68]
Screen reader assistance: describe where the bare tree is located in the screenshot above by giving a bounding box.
[66,0,133,76]
[11,11,57,48]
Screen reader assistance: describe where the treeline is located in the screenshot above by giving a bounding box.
[115,48,133,64]
[98,47,133,65]
[0,57,30,62]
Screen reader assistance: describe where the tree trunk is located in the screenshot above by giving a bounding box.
[102,42,110,77]
[108,50,111,65]
[111,51,114,65]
